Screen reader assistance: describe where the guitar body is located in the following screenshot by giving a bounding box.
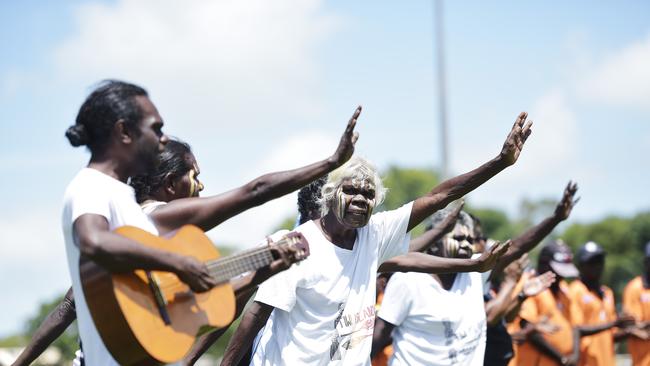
[80,225,236,365]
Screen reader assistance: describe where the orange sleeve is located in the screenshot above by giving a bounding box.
[623,280,641,320]
[519,296,539,323]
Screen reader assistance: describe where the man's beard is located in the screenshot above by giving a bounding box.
[135,144,161,176]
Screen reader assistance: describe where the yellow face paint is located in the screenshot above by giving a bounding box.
[188,169,198,198]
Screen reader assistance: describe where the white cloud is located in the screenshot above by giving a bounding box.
[206,132,338,248]
[577,33,650,110]
[51,0,340,130]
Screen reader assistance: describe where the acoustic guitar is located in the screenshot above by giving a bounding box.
[80,225,309,365]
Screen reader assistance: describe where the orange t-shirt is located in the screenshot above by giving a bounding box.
[623,276,650,366]
[507,273,531,366]
[516,281,583,366]
[569,280,617,366]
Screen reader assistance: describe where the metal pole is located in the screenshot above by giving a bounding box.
[434,0,449,179]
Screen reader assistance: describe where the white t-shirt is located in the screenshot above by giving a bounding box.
[378,271,487,366]
[251,202,413,366]
[62,168,164,366]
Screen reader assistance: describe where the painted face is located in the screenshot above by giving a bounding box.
[171,153,204,199]
[133,96,168,175]
[332,177,376,228]
[441,223,474,259]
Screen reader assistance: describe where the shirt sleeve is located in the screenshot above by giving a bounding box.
[253,230,301,312]
[377,274,412,326]
[623,280,641,320]
[373,201,413,264]
[69,183,112,223]
[519,296,539,324]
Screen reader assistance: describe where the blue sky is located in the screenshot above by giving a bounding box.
[1,0,648,336]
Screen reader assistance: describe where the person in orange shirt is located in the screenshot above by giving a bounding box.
[570,242,635,366]
[517,240,583,366]
[623,241,650,366]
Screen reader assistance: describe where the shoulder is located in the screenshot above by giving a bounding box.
[369,201,414,226]
[624,276,642,293]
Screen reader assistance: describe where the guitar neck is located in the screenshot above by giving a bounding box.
[206,246,275,284]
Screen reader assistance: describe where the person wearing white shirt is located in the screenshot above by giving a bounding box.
[222,111,534,366]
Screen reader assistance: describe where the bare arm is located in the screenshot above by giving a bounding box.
[378,241,510,274]
[12,289,77,366]
[407,112,532,231]
[408,200,463,253]
[485,279,518,327]
[491,182,579,276]
[221,301,274,366]
[371,318,395,359]
[75,214,216,292]
[524,319,570,365]
[150,107,361,234]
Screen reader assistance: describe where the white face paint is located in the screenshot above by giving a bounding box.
[441,224,474,259]
[332,178,376,228]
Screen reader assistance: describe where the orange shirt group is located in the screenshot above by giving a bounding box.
[623,276,650,366]
[511,277,650,366]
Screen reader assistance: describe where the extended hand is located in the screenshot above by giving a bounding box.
[499,112,533,166]
[615,314,637,329]
[523,271,556,297]
[331,106,361,166]
[475,240,510,272]
[176,256,218,293]
[554,181,579,220]
[268,244,303,274]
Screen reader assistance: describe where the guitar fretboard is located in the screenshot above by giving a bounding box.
[206,242,284,284]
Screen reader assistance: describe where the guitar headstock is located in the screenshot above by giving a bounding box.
[279,231,310,262]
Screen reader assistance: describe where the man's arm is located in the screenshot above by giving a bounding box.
[576,315,635,337]
[407,112,532,232]
[491,182,579,276]
[371,318,396,359]
[75,214,216,292]
[221,301,275,366]
[12,289,77,366]
[150,107,361,234]
[378,240,510,274]
[407,200,463,253]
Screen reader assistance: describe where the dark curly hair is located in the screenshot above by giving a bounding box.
[297,176,327,224]
[130,139,193,203]
[66,80,148,153]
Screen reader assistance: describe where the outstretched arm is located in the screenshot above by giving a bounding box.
[491,182,579,277]
[150,107,362,234]
[407,112,532,232]
[378,240,510,274]
[12,289,77,366]
[408,200,463,253]
[220,301,275,366]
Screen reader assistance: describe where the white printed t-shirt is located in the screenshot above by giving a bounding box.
[378,271,487,366]
[251,202,413,366]
[62,168,166,366]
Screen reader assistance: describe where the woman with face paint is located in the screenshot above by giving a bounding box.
[13,105,363,366]
[222,112,534,366]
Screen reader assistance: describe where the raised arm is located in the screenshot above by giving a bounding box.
[408,200,463,253]
[378,240,510,274]
[491,182,579,276]
[221,301,275,366]
[12,289,77,366]
[150,107,361,234]
[408,112,532,231]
